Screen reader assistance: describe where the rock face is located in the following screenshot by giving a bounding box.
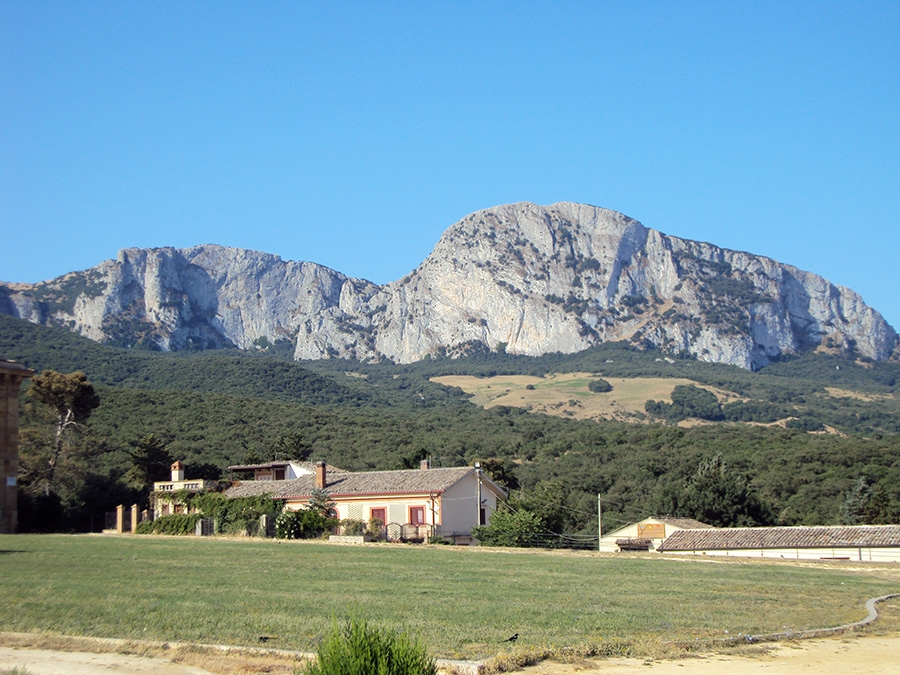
[2,202,897,369]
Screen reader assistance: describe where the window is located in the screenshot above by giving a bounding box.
[370,507,386,525]
[409,506,425,525]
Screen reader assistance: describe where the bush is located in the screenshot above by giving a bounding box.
[304,618,436,675]
[472,509,543,547]
[588,378,613,393]
[136,513,201,535]
[645,384,723,422]
[340,518,367,535]
[188,493,280,535]
[275,508,336,539]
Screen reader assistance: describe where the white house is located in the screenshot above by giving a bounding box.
[225,460,507,544]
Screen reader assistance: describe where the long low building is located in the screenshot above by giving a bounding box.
[657,524,900,562]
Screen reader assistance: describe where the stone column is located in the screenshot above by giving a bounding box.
[116,504,125,534]
[131,504,139,533]
[0,361,35,535]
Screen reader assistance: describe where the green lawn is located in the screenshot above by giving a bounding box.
[0,535,897,660]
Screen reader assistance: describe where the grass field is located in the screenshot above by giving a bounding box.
[431,373,741,423]
[1,535,897,661]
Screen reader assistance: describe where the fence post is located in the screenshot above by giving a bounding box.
[116,504,125,534]
[130,504,139,533]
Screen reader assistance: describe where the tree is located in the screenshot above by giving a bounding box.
[308,487,337,517]
[471,479,572,547]
[840,478,900,525]
[645,385,723,422]
[272,432,312,461]
[26,370,100,496]
[125,435,173,496]
[588,378,613,393]
[472,508,543,547]
[651,454,774,527]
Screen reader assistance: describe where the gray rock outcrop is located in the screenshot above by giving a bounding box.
[2,202,896,369]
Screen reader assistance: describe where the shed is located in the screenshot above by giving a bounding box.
[599,516,714,553]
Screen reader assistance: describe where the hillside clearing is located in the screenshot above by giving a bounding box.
[431,373,741,422]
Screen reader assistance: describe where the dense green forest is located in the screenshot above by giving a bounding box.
[2,314,898,536]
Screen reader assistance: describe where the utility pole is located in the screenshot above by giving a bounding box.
[597,495,602,551]
[475,462,483,526]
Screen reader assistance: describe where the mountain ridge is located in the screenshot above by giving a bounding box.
[2,202,897,370]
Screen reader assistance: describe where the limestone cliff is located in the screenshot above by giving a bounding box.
[2,202,896,369]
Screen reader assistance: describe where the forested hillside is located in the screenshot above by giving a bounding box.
[2,314,898,535]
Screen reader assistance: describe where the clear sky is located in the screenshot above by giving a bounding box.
[2,2,898,329]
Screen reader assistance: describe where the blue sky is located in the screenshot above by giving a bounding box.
[3,2,899,329]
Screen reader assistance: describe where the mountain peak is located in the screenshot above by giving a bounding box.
[2,202,896,368]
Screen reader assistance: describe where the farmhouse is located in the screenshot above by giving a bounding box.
[225,460,506,544]
[151,461,217,519]
[598,516,714,553]
[657,524,900,562]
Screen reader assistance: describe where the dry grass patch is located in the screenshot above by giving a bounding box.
[824,387,895,402]
[431,374,740,423]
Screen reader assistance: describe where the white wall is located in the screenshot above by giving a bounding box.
[662,547,900,562]
[441,472,500,536]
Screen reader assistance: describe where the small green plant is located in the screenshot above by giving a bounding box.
[304,618,436,675]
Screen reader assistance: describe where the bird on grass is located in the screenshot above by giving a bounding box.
[499,633,519,643]
[258,636,278,643]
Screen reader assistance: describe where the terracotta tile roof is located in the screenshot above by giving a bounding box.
[227,461,347,473]
[655,517,715,530]
[225,466,478,500]
[658,525,900,552]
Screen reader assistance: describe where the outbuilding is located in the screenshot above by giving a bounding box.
[598,516,714,553]
[657,524,900,562]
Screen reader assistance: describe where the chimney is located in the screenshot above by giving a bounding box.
[315,461,327,489]
[171,460,185,482]
[420,459,430,470]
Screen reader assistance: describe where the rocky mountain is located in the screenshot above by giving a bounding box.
[2,202,897,370]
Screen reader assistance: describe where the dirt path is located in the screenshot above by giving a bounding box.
[517,634,900,675]
[1,635,898,675]
[0,646,215,674]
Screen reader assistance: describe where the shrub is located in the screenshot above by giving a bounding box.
[304,618,436,675]
[275,508,336,539]
[472,509,543,547]
[588,378,612,393]
[190,493,281,535]
[340,518,367,535]
[136,513,201,535]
